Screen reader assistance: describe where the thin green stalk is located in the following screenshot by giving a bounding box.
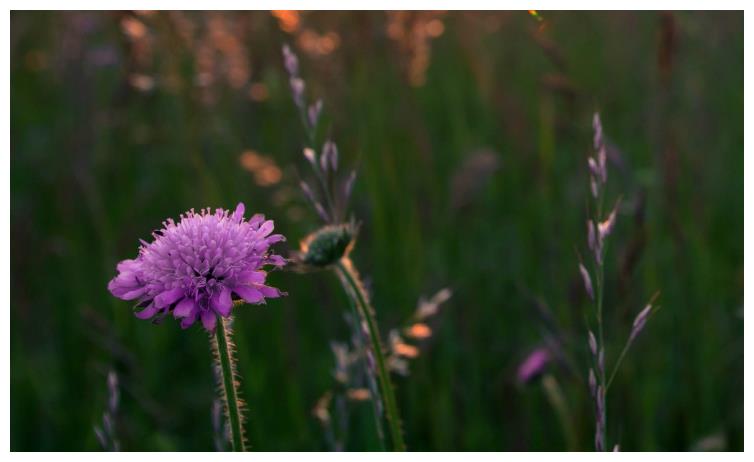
[335,259,406,451]
[606,341,630,391]
[340,278,387,450]
[606,292,660,391]
[213,316,246,452]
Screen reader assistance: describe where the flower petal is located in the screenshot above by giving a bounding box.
[180,311,199,329]
[116,258,140,273]
[134,304,158,320]
[258,285,284,298]
[257,220,274,236]
[233,202,245,221]
[174,297,196,318]
[108,279,147,300]
[236,270,266,285]
[201,311,217,332]
[154,287,185,308]
[232,285,265,304]
[268,255,286,267]
[248,213,265,227]
[211,287,233,317]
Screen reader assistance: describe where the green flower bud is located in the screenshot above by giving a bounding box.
[300,224,356,268]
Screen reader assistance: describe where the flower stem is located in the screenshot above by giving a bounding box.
[341,281,387,450]
[213,316,246,452]
[335,258,406,451]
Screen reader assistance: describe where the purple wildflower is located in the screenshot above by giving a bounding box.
[108,203,286,333]
[516,347,551,384]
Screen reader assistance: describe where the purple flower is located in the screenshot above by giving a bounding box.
[108,203,286,332]
[516,347,551,384]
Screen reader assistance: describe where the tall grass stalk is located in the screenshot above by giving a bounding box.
[335,258,406,451]
[580,113,659,451]
[339,282,387,450]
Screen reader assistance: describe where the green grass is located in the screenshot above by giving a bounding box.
[10,11,743,451]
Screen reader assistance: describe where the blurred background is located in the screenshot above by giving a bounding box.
[10,11,742,451]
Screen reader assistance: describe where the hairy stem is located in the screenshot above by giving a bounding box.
[335,258,406,451]
[213,316,246,451]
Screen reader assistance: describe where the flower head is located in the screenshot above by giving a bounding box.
[108,203,286,332]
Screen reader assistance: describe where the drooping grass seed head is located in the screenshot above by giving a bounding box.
[297,222,357,268]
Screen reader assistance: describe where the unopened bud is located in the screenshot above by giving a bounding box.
[300,224,356,267]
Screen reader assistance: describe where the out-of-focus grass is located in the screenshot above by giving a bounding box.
[10,11,742,451]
